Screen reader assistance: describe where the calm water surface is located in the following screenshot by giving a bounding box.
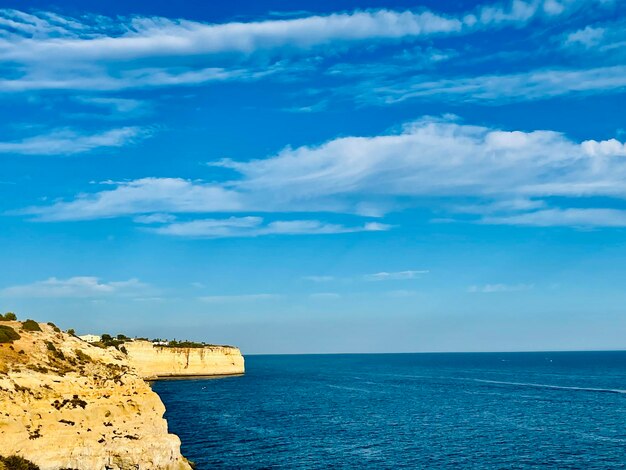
[153,352,626,469]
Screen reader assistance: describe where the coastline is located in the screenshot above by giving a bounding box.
[0,319,243,470]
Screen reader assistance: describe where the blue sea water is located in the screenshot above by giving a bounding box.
[152,352,626,469]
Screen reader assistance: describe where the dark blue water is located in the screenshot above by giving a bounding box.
[153,352,626,469]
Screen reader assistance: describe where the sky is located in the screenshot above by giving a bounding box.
[1,0,625,354]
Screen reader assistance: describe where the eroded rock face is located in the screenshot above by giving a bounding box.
[0,321,192,470]
[124,340,245,378]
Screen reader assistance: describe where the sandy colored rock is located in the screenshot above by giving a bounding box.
[124,340,244,378]
[0,321,192,470]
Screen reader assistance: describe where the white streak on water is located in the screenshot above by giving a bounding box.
[473,379,626,395]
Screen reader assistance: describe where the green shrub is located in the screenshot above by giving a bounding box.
[0,312,17,321]
[46,322,61,333]
[21,320,42,332]
[0,325,20,344]
[67,329,76,336]
[74,349,92,363]
[0,455,40,469]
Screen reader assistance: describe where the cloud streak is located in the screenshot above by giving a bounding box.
[352,65,626,105]
[198,293,280,302]
[0,127,147,155]
[151,217,391,238]
[0,276,148,298]
[364,270,429,281]
[0,1,608,92]
[17,116,626,228]
[482,208,626,227]
[467,283,534,293]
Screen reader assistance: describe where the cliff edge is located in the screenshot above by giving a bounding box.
[124,340,245,379]
[0,320,192,470]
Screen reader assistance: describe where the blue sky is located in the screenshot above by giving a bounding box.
[1,0,625,353]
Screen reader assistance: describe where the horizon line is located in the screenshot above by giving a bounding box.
[244,349,626,356]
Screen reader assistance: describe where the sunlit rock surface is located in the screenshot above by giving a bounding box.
[124,340,245,378]
[0,321,192,470]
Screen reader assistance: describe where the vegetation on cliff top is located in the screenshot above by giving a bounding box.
[0,455,40,470]
[21,320,42,332]
[0,325,21,344]
[1,312,234,350]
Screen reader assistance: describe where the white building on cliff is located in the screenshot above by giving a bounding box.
[78,334,101,343]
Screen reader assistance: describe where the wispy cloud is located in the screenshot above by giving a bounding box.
[17,116,626,228]
[151,217,391,238]
[0,127,148,155]
[0,276,148,298]
[74,96,146,116]
[467,283,534,293]
[562,18,626,55]
[198,293,280,302]
[482,208,626,227]
[364,270,429,281]
[133,213,177,224]
[351,65,626,105]
[21,177,242,221]
[0,9,459,92]
[0,1,607,92]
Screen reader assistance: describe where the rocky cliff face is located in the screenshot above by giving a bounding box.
[0,321,192,470]
[124,340,245,379]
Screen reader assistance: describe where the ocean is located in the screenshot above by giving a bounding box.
[152,352,626,469]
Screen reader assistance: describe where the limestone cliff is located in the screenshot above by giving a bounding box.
[0,321,192,470]
[124,340,245,379]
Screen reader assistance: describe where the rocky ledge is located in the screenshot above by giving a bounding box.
[0,320,193,470]
[124,340,244,379]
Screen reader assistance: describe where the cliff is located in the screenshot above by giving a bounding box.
[124,340,245,379]
[0,320,192,470]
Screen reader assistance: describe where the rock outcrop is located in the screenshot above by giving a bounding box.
[0,320,192,470]
[124,340,245,379]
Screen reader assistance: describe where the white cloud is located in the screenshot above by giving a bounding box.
[22,178,242,221]
[365,270,429,281]
[18,117,626,229]
[0,127,147,155]
[217,117,619,203]
[468,283,534,293]
[565,25,605,47]
[198,293,280,302]
[562,18,626,55]
[74,96,149,114]
[0,9,459,92]
[0,9,462,60]
[133,213,177,224]
[0,1,605,92]
[581,138,626,157]
[453,198,547,215]
[151,217,391,238]
[357,65,626,105]
[482,208,626,227]
[0,276,148,298]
